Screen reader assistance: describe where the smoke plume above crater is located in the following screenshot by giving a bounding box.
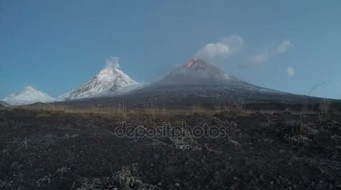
[194,35,244,60]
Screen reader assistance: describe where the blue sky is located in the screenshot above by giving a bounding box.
[1,0,341,99]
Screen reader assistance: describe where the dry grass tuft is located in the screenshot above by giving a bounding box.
[318,99,331,123]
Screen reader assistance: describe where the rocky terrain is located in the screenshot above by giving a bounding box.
[0,103,340,189]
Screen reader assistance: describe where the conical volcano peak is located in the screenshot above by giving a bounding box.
[158,59,238,86]
[20,86,37,93]
[131,58,286,102]
[62,64,138,100]
[185,58,207,70]
[182,59,229,77]
[96,66,120,82]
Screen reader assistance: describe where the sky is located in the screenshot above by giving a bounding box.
[1,0,341,99]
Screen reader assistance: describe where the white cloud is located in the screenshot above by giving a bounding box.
[221,35,244,53]
[195,42,230,59]
[239,40,293,68]
[194,35,243,60]
[240,50,270,67]
[286,66,295,77]
[277,40,293,54]
[105,56,120,69]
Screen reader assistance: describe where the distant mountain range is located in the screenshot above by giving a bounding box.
[59,59,321,108]
[1,58,325,106]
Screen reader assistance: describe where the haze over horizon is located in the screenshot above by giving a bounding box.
[1,1,341,99]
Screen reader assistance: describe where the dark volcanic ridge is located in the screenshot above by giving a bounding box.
[0,101,10,108]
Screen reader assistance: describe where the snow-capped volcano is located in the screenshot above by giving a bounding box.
[62,64,138,100]
[2,86,55,105]
[160,58,237,85]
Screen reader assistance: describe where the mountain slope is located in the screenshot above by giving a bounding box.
[2,86,55,105]
[0,101,10,107]
[135,58,284,95]
[62,64,138,100]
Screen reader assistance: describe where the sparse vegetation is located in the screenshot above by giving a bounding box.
[0,103,341,189]
[318,99,331,124]
[214,99,247,118]
[191,104,206,115]
[71,164,159,190]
